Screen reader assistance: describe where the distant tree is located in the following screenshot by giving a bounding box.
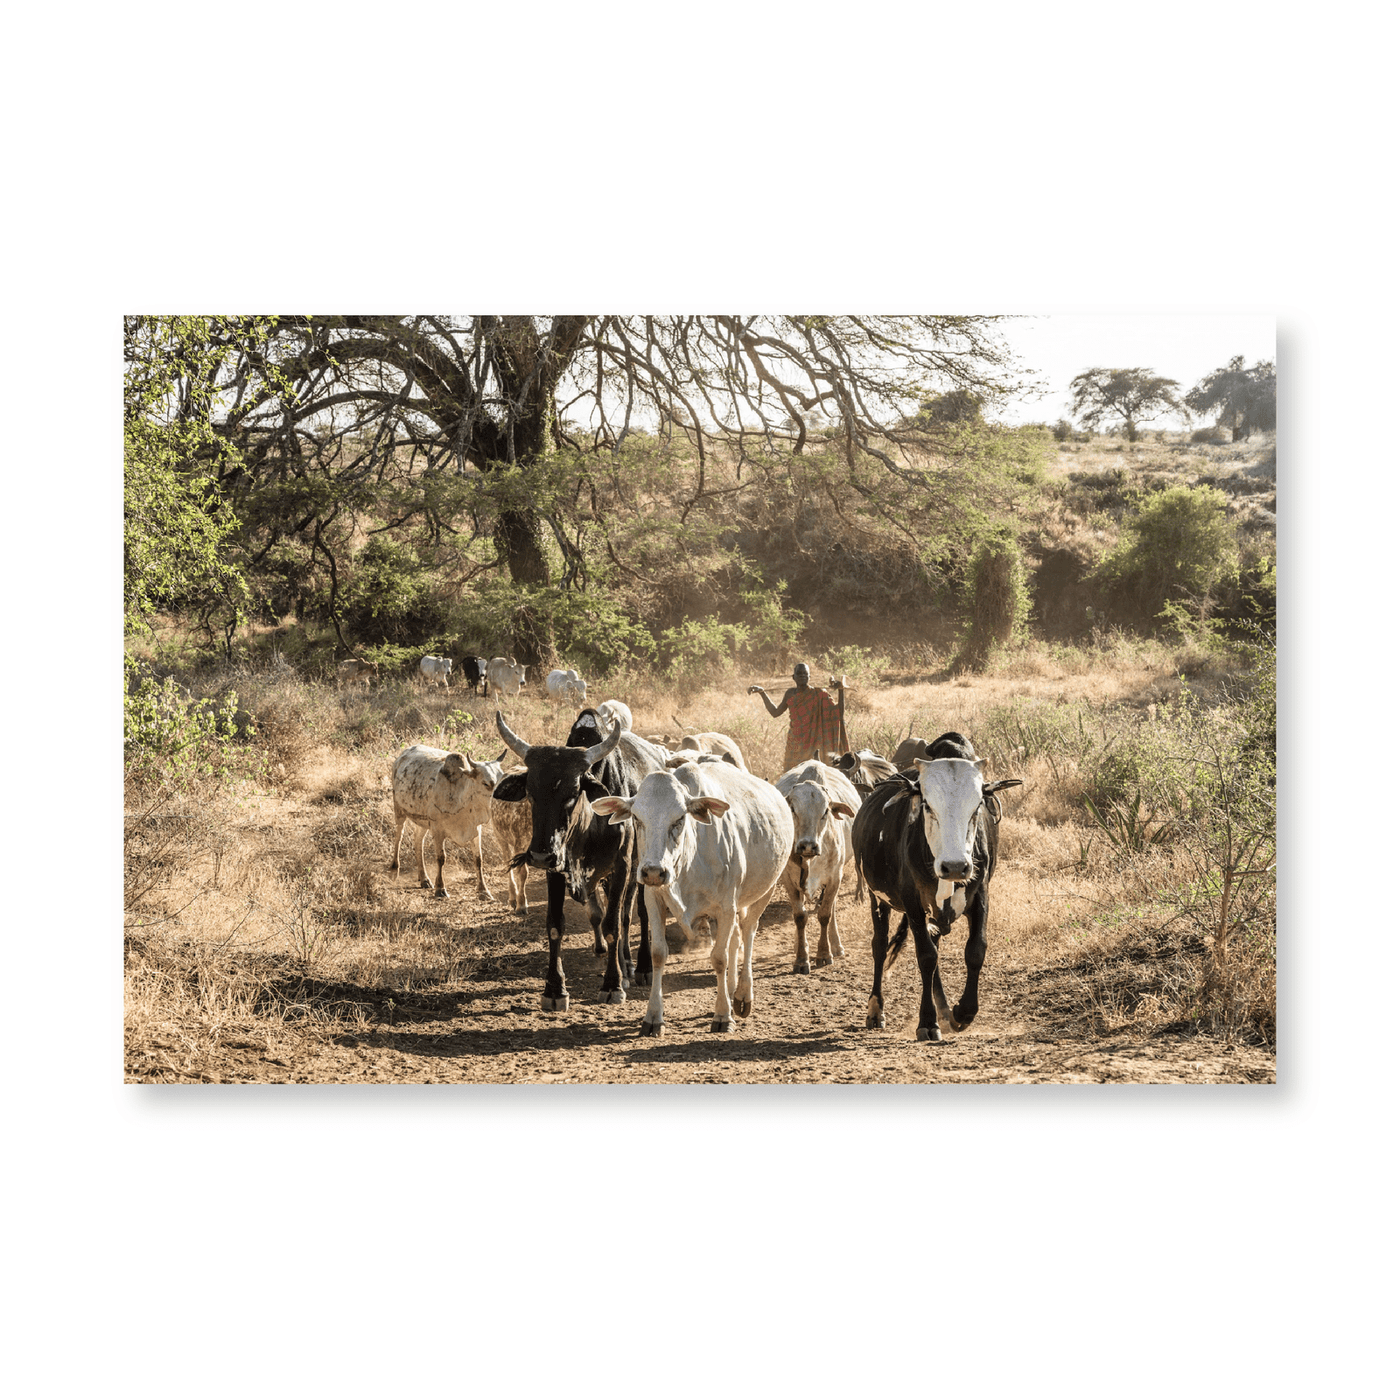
[1069,367,1183,442]
[1185,356,1276,442]
[916,387,985,426]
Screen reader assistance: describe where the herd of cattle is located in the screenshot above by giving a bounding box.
[337,652,571,702]
[387,692,1022,1043]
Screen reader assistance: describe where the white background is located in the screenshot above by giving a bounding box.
[1,2,1390,1396]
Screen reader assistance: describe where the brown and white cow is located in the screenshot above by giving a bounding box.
[337,658,379,688]
[390,745,506,898]
[773,759,861,974]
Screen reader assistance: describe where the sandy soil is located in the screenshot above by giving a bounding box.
[125,861,1275,1086]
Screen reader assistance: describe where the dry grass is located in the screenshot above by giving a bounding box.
[124,639,1274,1078]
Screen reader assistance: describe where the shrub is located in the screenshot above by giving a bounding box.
[956,530,1030,669]
[1190,426,1229,445]
[1093,485,1239,627]
[1052,418,1073,442]
[124,656,252,788]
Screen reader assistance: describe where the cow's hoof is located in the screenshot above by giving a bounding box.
[601,989,625,1005]
[710,1018,732,1033]
[952,1005,975,1031]
[916,1025,943,1043]
[793,960,811,975]
[633,971,652,988]
[624,962,636,980]
[419,880,432,890]
[732,998,752,1019]
[433,888,448,900]
[812,955,832,967]
[865,1012,886,1030]
[540,994,570,1012]
[639,1020,664,1037]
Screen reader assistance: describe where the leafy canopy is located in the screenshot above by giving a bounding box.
[1070,367,1183,440]
[1185,356,1276,440]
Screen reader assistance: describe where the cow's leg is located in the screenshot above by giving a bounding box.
[639,887,669,1035]
[732,894,767,1020]
[710,904,740,1032]
[587,882,607,958]
[785,865,810,974]
[814,878,843,965]
[865,896,893,1029]
[911,908,954,1042]
[415,828,433,890]
[598,869,627,1004]
[390,816,408,881]
[540,870,569,1012]
[632,876,652,987]
[951,886,989,1031]
[474,825,494,900]
[617,833,638,982]
[432,831,450,898]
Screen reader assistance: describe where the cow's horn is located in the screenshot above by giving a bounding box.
[495,710,531,759]
[583,718,623,767]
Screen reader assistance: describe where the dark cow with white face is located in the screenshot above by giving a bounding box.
[460,656,490,696]
[851,731,1021,1042]
[492,707,666,1011]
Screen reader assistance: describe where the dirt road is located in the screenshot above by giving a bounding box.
[126,861,1275,1085]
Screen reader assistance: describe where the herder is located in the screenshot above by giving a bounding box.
[749,664,844,774]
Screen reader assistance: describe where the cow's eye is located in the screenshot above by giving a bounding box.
[669,819,684,839]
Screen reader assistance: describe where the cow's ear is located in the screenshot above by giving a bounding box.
[688,797,730,824]
[592,795,632,825]
[975,757,988,773]
[493,772,528,803]
[831,802,857,821]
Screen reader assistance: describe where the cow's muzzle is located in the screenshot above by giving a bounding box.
[528,850,558,870]
[639,864,670,887]
[795,839,821,859]
[937,859,972,880]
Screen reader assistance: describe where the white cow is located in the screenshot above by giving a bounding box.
[594,762,793,1035]
[489,767,533,912]
[485,656,528,700]
[419,655,453,688]
[595,699,633,732]
[773,760,861,974]
[390,745,506,899]
[337,658,379,688]
[675,728,749,771]
[545,667,588,704]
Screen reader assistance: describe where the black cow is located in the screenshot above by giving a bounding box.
[492,707,666,1011]
[851,731,1022,1042]
[459,656,490,697]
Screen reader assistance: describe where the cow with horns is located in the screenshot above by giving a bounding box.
[851,731,1022,1042]
[491,707,667,1011]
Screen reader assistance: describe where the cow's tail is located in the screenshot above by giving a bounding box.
[884,919,909,970]
[508,852,530,870]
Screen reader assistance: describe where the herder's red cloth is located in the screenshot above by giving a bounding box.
[783,686,843,773]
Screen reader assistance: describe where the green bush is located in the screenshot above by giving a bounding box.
[1093,485,1239,626]
[124,657,253,788]
[340,538,447,644]
[956,530,1030,669]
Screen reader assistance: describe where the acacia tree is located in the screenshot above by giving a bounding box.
[1069,367,1183,441]
[1185,356,1276,442]
[132,315,1028,664]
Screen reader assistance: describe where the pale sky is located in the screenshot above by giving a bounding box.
[992,314,1276,428]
